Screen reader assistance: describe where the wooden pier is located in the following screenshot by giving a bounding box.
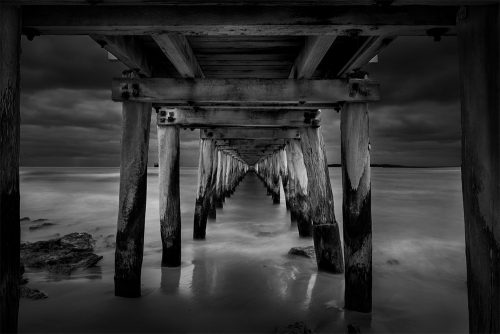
[1,1,499,332]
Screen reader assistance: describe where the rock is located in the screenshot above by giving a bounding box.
[387,259,400,265]
[347,324,361,334]
[21,232,103,275]
[288,246,316,259]
[20,286,48,300]
[276,321,313,334]
[20,217,30,222]
[29,222,56,231]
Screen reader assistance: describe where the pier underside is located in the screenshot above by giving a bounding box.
[1,1,500,332]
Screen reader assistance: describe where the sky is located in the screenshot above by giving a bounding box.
[19,35,461,167]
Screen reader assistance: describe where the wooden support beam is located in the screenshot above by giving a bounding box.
[201,128,301,140]
[278,149,290,209]
[152,33,204,78]
[208,142,218,219]
[158,125,181,267]
[115,101,152,297]
[0,4,21,333]
[91,35,153,77]
[156,108,321,128]
[193,139,215,239]
[289,36,337,79]
[285,139,312,236]
[300,127,344,273]
[114,78,380,105]
[22,5,458,36]
[341,102,371,312]
[458,5,500,333]
[337,35,396,77]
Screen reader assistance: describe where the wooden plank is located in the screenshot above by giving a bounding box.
[341,102,372,313]
[0,4,21,333]
[201,128,300,139]
[91,35,153,77]
[22,6,457,36]
[457,5,500,333]
[156,108,320,128]
[152,33,204,78]
[289,36,337,79]
[337,35,396,77]
[115,101,152,298]
[10,1,500,6]
[113,78,380,104]
[158,126,181,267]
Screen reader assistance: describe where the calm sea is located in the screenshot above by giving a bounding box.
[18,167,467,333]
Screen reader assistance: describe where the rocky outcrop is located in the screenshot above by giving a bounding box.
[21,232,103,275]
[288,246,316,259]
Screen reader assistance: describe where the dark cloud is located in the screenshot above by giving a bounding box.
[19,35,461,167]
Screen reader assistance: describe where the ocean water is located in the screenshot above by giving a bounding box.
[18,167,467,333]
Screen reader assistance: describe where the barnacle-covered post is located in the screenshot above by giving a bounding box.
[458,5,500,332]
[157,108,181,267]
[341,102,371,312]
[300,126,344,273]
[0,4,21,332]
[193,138,215,239]
[115,70,152,297]
[285,139,312,237]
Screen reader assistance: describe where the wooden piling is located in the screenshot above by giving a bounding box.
[158,125,181,267]
[208,144,218,219]
[215,151,224,208]
[279,149,291,209]
[115,101,152,297]
[193,139,215,239]
[341,103,372,312]
[0,4,21,332]
[271,154,281,204]
[458,5,500,332]
[301,127,344,273]
[285,139,312,237]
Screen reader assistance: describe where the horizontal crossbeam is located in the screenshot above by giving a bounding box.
[113,78,379,105]
[201,128,301,140]
[21,5,457,36]
[155,108,320,128]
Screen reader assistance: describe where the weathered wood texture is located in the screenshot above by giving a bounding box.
[458,5,500,333]
[113,78,380,105]
[152,33,204,78]
[278,149,290,209]
[285,139,312,236]
[215,151,224,208]
[158,126,181,267]
[156,108,321,128]
[208,143,219,219]
[115,101,152,297]
[0,5,21,333]
[341,103,371,312]
[201,128,300,140]
[21,6,458,36]
[289,36,336,79]
[193,139,215,239]
[301,127,344,273]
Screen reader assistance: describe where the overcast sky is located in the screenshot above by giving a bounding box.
[19,36,460,167]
